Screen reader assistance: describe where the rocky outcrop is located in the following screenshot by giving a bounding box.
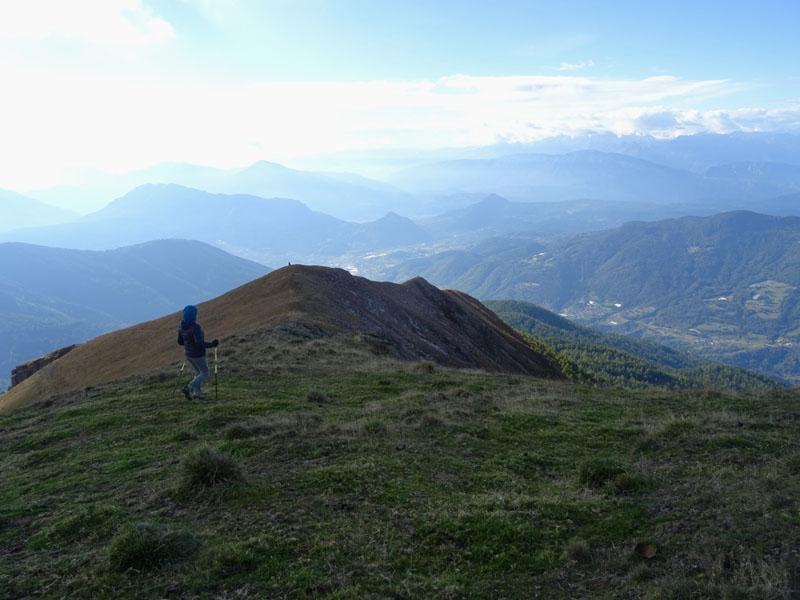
[11,345,77,388]
[261,266,563,378]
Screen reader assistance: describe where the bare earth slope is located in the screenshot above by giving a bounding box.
[0,265,559,413]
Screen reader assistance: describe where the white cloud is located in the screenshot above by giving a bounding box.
[0,69,798,189]
[0,0,174,46]
[556,59,595,71]
[587,106,800,140]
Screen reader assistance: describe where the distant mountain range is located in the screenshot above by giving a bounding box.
[0,184,431,266]
[467,131,800,174]
[25,160,414,221]
[288,132,800,180]
[14,132,800,223]
[388,150,800,205]
[0,189,77,232]
[419,191,800,248]
[384,211,800,382]
[0,239,271,391]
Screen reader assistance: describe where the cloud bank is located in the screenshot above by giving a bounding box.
[0,70,798,188]
[0,0,174,46]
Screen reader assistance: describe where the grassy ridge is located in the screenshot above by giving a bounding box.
[1,330,799,599]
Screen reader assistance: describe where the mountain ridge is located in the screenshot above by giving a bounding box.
[0,265,561,413]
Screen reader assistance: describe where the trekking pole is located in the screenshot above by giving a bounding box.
[171,360,186,400]
[214,346,218,401]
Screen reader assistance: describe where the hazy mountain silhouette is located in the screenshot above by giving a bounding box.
[291,132,800,182]
[0,239,271,391]
[0,184,430,265]
[705,161,800,188]
[422,194,733,242]
[27,160,414,221]
[1,265,562,412]
[627,132,800,172]
[0,189,77,232]
[474,132,800,173]
[389,150,800,205]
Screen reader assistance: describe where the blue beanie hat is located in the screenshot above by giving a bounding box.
[183,305,198,322]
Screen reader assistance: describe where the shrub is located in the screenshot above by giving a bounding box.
[108,521,197,572]
[180,445,243,489]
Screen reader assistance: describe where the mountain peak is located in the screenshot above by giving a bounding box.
[238,160,293,175]
[1,265,561,413]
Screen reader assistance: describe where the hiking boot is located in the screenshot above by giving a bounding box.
[181,386,192,401]
[193,390,206,400]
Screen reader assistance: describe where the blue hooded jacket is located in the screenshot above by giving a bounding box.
[177,305,214,358]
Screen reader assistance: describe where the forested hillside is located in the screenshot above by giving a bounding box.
[487,300,780,390]
[387,211,800,382]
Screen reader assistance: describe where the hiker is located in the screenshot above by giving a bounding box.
[177,305,218,400]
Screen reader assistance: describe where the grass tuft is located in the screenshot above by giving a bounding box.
[306,389,329,403]
[108,521,197,572]
[411,360,436,373]
[223,421,257,440]
[180,445,244,489]
[28,503,123,548]
[579,458,626,489]
[611,471,650,495]
[418,413,445,430]
[563,539,593,564]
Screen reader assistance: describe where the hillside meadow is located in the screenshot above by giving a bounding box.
[1,327,799,599]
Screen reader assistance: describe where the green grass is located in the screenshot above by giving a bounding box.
[1,329,799,598]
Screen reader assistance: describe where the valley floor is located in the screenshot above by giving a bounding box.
[1,329,799,599]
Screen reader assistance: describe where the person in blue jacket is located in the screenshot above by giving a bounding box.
[177,305,218,400]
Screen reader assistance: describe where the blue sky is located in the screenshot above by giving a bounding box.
[159,1,798,85]
[0,0,798,189]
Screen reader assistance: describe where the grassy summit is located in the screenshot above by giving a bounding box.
[1,327,798,599]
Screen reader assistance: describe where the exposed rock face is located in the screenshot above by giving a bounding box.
[268,266,560,377]
[11,345,77,388]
